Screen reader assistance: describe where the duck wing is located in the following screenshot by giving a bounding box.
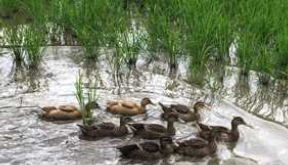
[145,124,167,133]
[171,104,190,114]
[140,142,160,152]
[210,126,229,132]
[178,139,208,149]
[58,105,78,112]
[41,106,57,112]
[196,122,211,131]
[121,102,137,109]
[98,122,116,130]
[129,123,145,131]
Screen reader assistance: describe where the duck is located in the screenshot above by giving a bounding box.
[77,116,132,139]
[159,101,207,122]
[117,136,176,160]
[176,131,220,158]
[129,113,178,140]
[197,116,250,142]
[40,101,99,121]
[106,98,154,116]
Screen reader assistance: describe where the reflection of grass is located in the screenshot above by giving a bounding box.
[75,71,97,126]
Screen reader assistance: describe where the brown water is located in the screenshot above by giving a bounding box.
[1,46,288,165]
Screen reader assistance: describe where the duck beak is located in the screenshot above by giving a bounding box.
[205,103,212,110]
[244,123,254,129]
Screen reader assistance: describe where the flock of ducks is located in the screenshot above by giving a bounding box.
[40,97,251,160]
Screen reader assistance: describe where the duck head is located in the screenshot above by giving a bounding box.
[120,116,133,126]
[160,136,173,146]
[160,136,177,153]
[231,116,253,129]
[193,101,207,113]
[85,101,100,110]
[166,113,179,122]
[140,98,155,107]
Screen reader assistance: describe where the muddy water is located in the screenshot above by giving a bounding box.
[0,47,288,165]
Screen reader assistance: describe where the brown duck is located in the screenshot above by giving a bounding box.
[176,131,220,158]
[159,101,207,122]
[77,116,132,139]
[40,102,99,121]
[117,137,176,160]
[129,113,178,140]
[197,116,250,142]
[106,98,154,116]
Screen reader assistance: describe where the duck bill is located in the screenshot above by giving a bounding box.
[244,123,254,129]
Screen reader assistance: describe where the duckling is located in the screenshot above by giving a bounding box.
[106,98,154,116]
[77,116,132,139]
[159,101,207,122]
[117,136,176,160]
[129,113,178,140]
[197,116,250,142]
[176,131,220,158]
[40,101,99,121]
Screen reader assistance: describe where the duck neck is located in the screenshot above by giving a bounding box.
[194,107,199,114]
[208,138,217,152]
[167,121,175,135]
[231,122,239,132]
[120,119,126,127]
[140,102,147,112]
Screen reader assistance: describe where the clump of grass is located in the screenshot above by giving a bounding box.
[22,25,46,69]
[0,0,20,18]
[4,25,25,63]
[182,0,232,69]
[145,0,182,69]
[74,71,97,126]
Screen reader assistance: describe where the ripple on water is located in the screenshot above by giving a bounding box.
[0,47,288,165]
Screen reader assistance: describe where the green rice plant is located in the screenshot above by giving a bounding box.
[75,71,84,111]
[119,29,143,67]
[145,0,182,69]
[253,45,275,85]
[22,25,46,69]
[0,0,20,17]
[235,0,278,77]
[275,28,288,78]
[4,25,25,63]
[21,0,47,28]
[236,34,257,75]
[74,71,97,126]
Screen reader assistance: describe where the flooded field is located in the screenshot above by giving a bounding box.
[0,47,288,165]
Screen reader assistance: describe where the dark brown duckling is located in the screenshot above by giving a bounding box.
[117,136,176,160]
[176,131,220,158]
[197,116,250,142]
[77,116,132,139]
[129,113,178,140]
[159,101,207,122]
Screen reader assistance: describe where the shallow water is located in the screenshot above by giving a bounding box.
[1,47,288,165]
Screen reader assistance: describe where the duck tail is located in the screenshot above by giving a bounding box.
[77,124,89,135]
[196,122,210,132]
[41,106,57,113]
[159,102,171,113]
